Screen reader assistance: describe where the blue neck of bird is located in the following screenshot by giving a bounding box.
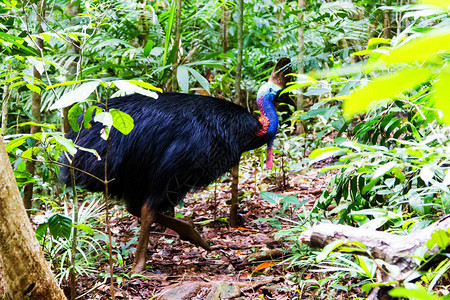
[257,82,280,142]
[260,100,278,140]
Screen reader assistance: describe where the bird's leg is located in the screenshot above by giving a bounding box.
[131,202,156,274]
[156,213,211,250]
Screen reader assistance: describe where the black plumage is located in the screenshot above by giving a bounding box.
[62,93,267,216]
[61,58,291,273]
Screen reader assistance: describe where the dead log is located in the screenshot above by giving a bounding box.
[299,216,450,299]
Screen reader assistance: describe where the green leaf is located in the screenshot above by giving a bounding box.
[316,240,346,262]
[50,81,100,110]
[343,68,433,118]
[177,65,189,93]
[68,103,83,132]
[110,109,135,135]
[113,80,159,97]
[432,65,450,124]
[143,40,154,57]
[21,147,41,159]
[48,214,72,240]
[26,83,41,94]
[94,112,113,128]
[73,223,95,235]
[5,136,28,152]
[163,0,176,66]
[50,134,77,155]
[259,192,280,205]
[384,26,450,66]
[419,0,450,10]
[389,287,440,300]
[35,223,48,241]
[187,67,210,93]
[125,80,162,93]
[372,161,397,179]
[426,229,450,250]
[84,106,103,129]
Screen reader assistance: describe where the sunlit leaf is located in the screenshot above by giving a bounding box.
[187,67,210,93]
[389,287,440,300]
[384,26,450,66]
[50,134,77,155]
[68,103,83,132]
[432,65,450,124]
[125,80,162,93]
[343,68,433,118]
[426,229,450,249]
[177,65,189,93]
[113,80,159,98]
[110,109,134,135]
[419,0,450,10]
[372,161,397,179]
[50,81,100,110]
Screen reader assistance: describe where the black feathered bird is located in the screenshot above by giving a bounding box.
[61,58,291,273]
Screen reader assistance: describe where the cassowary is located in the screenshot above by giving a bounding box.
[61,58,291,273]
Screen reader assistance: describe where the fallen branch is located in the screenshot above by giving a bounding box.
[299,216,450,299]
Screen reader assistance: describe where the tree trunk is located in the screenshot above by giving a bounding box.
[222,6,229,53]
[230,0,244,227]
[0,138,66,299]
[171,0,182,92]
[383,0,391,39]
[63,1,81,134]
[23,0,46,210]
[1,65,11,135]
[295,0,306,135]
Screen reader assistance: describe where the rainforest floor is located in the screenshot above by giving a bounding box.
[61,162,340,299]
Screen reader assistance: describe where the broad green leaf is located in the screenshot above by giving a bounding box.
[372,161,397,179]
[177,65,189,93]
[26,83,41,94]
[68,103,83,132]
[110,109,134,135]
[384,26,450,66]
[316,240,346,262]
[125,80,162,93]
[143,40,154,57]
[5,136,28,151]
[46,79,86,90]
[368,37,391,47]
[309,147,342,159]
[50,81,100,110]
[94,112,113,128]
[187,67,210,93]
[432,65,450,124]
[419,0,450,10]
[51,134,77,155]
[343,68,433,118]
[426,229,450,249]
[84,106,103,129]
[113,80,159,98]
[73,223,95,235]
[163,0,176,66]
[280,80,315,95]
[48,214,72,240]
[259,192,280,205]
[21,147,41,159]
[389,287,440,300]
